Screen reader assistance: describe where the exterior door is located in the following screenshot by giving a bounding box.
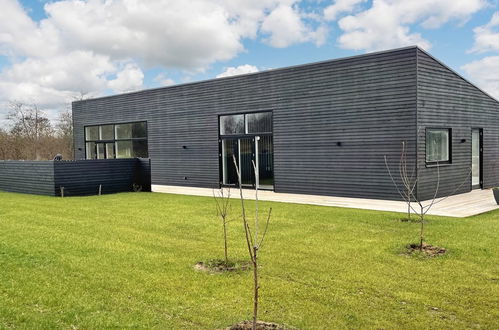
[221,139,239,185]
[471,129,483,189]
[221,137,271,188]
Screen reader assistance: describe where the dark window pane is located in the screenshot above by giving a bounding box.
[85,126,99,141]
[115,123,132,139]
[426,129,450,162]
[132,140,148,158]
[222,139,239,185]
[239,138,254,186]
[257,135,273,188]
[132,122,147,138]
[86,142,96,159]
[246,112,272,133]
[116,140,132,158]
[220,114,244,135]
[100,125,114,140]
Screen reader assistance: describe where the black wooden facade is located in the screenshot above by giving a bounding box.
[72,47,499,200]
[0,159,151,196]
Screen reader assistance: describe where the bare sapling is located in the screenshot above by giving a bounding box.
[212,187,231,264]
[384,141,417,221]
[385,141,471,250]
[232,155,271,330]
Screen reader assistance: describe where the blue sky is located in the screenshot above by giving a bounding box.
[1,0,499,123]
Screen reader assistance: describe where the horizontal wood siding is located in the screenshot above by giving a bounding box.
[416,49,499,200]
[54,159,150,196]
[0,159,150,196]
[73,48,418,200]
[0,161,55,195]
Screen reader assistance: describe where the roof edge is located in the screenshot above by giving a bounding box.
[416,47,499,104]
[73,46,419,105]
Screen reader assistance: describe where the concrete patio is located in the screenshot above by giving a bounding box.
[152,185,498,218]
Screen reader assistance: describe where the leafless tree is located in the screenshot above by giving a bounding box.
[233,155,271,330]
[0,101,74,160]
[384,141,417,221]
[213,188,232,264]
[7,101,53,160]
[55,109,74,159]
[385,141,471,250]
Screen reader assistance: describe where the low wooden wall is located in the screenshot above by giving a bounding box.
[0,158,151,196]
[0,161,55,195]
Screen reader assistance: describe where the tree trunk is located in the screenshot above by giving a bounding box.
[252,247,258,330]
[407,191,411,221]
[419,205,424,250]
[223,221,228,264]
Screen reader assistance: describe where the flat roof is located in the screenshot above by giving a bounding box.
[73,45,499,105]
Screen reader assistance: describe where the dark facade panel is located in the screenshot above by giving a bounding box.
[54,159,151,196]
[416,49,499,200]
[73,47,418,200]
[0,159,151,196]
[0,161,55,196]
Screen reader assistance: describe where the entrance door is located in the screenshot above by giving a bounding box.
[471,129,483,189]
[221,136,273,188]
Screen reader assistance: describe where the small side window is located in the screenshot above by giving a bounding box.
[426,128,451,164]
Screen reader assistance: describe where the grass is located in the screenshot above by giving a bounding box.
[0,191,498,329]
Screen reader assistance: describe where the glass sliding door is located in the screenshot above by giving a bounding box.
[472,129,482,189]
[239,138,255,186]
[219,111,273,189]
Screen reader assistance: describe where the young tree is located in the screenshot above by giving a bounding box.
[384,141,416,221]
[233,156,271,330]
[213,188,231,265]
[385,141,471,250]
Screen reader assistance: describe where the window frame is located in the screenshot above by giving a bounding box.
[425,127,452,166]
[218,110,273,138]
[218,111,274,190]
[84,121,148,159]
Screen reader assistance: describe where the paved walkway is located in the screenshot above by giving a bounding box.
[152,185,498,218]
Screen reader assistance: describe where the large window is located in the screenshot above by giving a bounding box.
[426,128,451,164]
[219,112,273,189]
[85,121,148,159]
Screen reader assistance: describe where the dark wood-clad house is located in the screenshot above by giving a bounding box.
[72,46,499,200]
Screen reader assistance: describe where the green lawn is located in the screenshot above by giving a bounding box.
[0,191,498,329]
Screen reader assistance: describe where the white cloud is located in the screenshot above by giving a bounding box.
[107,63,144,93]
[0,50,117,107]
[462,56,499,100]
[153,73,175,87]
[216,64,259,78]
[470,11,499,53]
[43,0,244,69]
[324,0,367,21]
[337,0,485,52]
[0,0,326,117]
[261,4,327,47]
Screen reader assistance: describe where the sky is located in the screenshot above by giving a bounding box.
[1,0,499,126]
